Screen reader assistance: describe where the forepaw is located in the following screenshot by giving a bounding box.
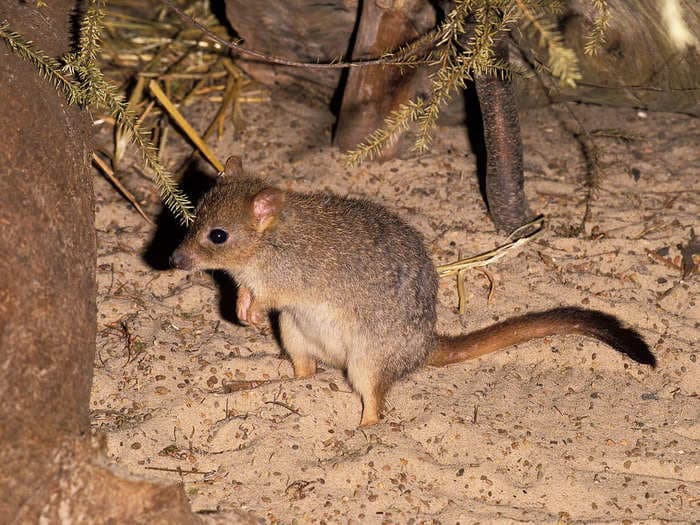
[236,286,267,329]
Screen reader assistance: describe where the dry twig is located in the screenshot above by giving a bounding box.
[437,216,544,312]
[92,152,154,224]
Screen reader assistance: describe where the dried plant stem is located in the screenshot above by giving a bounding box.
[92,153,154,224]
[437,216,544,277]
[437,215,544,311]
[148,79,224,172]
[476,267,496,303]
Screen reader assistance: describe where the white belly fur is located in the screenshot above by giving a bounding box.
[283,303,351,369]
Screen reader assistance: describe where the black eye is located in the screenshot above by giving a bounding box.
[208,228,228,244]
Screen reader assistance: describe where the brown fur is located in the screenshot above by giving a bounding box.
[171,157,655,427]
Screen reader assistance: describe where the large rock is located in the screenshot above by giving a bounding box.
[225,0,700,115]
[515,0,700,116]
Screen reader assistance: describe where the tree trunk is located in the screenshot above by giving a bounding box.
[475,40,531,232]
[0,2,252,522]
[333,0,434,157]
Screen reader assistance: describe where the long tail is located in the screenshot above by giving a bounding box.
[427,307,656,367]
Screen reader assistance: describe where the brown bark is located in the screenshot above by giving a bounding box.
[0,2,253,522]
[333,0,434,157]
[475,41,531,232]
[0,3,96,515]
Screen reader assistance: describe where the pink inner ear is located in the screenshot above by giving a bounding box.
[252,189,283,224]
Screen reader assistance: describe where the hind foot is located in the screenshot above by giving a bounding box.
[356,380,386,427]
[291,353,317,379]
[359,403,380,427]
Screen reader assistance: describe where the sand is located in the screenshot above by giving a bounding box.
[91,92,699,523]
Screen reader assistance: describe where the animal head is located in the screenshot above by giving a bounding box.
[170,156,285,272]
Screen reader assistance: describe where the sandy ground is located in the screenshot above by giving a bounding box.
[90,92,699,523]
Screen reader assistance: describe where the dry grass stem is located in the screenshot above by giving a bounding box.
[94,0,266,219]
[438,216,544,312]
[476,267,496,303]
[148,79,224,172]
[92,152,153,224]
[437,215,544,278]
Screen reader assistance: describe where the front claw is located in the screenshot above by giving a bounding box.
[236,286,267,330]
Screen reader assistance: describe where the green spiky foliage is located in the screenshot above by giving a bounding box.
[0,1,194,224]
[584,0,611,55]
[346,0,611,165]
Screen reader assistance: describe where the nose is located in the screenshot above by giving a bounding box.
[170,249,193,270]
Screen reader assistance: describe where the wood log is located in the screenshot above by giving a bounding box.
[516,0,700,116]
[224,0,358,100]
[333,0,435,156]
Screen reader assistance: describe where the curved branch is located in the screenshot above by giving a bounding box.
[160,0,426,70]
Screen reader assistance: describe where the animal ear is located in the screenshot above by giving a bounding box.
[217,156,244,179]
[250,188,285,232]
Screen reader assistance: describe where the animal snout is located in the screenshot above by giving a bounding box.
[170,249,194,270]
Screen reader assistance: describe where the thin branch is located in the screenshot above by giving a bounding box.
[92,152,154,224]
[159,0,422,70]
